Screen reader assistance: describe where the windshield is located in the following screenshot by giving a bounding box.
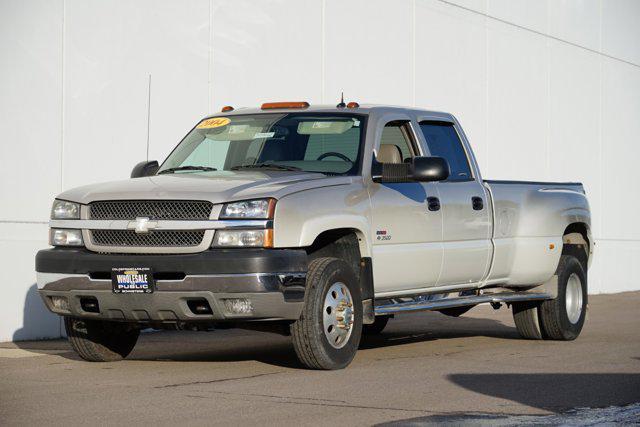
[158,113,366,176]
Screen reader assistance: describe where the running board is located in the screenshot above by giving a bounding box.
[374,291,552,315]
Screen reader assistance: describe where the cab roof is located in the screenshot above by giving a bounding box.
[204,104,454,121]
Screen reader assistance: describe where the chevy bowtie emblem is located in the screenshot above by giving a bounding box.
[127,217,158,234]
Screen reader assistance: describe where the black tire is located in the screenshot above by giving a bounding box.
[512,301,543,339]
[363,315,390,335]
[511,254,587,341]
[291,257,363,370]
[538,255,587,340]
[64,317,140,362]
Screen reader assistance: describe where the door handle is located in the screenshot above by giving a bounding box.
[472,196,484,210]
[427,197,440,212]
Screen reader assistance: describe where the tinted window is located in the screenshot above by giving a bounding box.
[419,122,471,181]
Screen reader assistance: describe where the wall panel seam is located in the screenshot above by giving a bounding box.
[436,0,640,69]
[60,0,66,192]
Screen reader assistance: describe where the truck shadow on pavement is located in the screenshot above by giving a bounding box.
[12,310,521,368]
[359,312,520,350]
[119,312,518,369]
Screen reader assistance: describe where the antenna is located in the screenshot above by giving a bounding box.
[146,74,152,161]
[336,91,346,108]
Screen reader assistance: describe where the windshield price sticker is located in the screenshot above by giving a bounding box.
[253,132,275,139]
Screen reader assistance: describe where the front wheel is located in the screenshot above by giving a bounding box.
[64,317,140,362]
[291,257,363,370]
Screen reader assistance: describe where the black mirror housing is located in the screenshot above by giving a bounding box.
[411,156,449,182]
[372,156,449,183]
[131,160,159,178]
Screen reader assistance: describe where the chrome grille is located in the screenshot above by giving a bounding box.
[89,200,213,220]
[91,230,205,247]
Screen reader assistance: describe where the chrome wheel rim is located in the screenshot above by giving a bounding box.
[323,282,354,349]
[565,273,583,324]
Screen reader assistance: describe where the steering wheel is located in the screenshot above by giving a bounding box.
[317,152,353,163]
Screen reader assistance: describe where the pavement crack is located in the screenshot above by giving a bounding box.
[154,371,283,389]
[199,390,349,404]
[186,390,431,414]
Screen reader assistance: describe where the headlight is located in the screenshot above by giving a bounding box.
[220,199,275,219]
[50,229,84,246]
[212,229,273,248]
[51,200,80,219]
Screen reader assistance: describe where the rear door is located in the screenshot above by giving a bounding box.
[368,118,443,295]
[417,120,491,286]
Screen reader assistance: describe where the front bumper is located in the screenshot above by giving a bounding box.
[36,248,307,322]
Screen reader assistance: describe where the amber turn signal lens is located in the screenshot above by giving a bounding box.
[261,101,310,109]
[221,105,234,112]
[264,229,274,248]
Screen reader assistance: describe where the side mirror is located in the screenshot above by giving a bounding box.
[372,156,449,183]
[411,156,449,182]
[131,160,159,178]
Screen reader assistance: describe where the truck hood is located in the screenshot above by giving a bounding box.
[57,171,354,205]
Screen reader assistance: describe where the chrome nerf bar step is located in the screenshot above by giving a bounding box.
[374,291,552,316]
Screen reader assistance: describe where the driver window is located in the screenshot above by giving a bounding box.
[377,121,416,164]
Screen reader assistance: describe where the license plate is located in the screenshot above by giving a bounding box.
[111,267,154,294]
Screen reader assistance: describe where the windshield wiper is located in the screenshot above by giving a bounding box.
[158,165,217,174]
[230,163,302,171]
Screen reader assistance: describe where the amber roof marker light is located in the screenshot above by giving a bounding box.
[347,101,360,108]
[221,105,234,112]
[261,101,310,110]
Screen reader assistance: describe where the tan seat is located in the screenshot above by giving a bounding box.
[377,144,403,164]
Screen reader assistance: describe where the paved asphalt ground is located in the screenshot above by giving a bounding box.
[1,292,639,426]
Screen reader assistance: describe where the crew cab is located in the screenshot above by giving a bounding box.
[36,102,592,369]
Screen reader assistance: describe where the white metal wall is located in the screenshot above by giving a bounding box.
[1,0,639,341]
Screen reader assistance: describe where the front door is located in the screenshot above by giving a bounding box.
[369,120,444,295]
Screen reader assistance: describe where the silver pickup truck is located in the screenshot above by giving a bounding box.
[36,102,592,369]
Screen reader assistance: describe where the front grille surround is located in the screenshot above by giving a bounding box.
[91,230,206,248]
[89,200,213,221]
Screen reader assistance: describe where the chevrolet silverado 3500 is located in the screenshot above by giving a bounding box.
[36,102,592,369]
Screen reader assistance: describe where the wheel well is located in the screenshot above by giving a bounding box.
[562,222,590,272]
[306,229,362,279]
[306,228,374,322]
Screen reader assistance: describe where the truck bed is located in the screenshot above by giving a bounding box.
[482,179,589,286]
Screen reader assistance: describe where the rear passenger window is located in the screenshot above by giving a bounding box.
[419,122,471,181]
